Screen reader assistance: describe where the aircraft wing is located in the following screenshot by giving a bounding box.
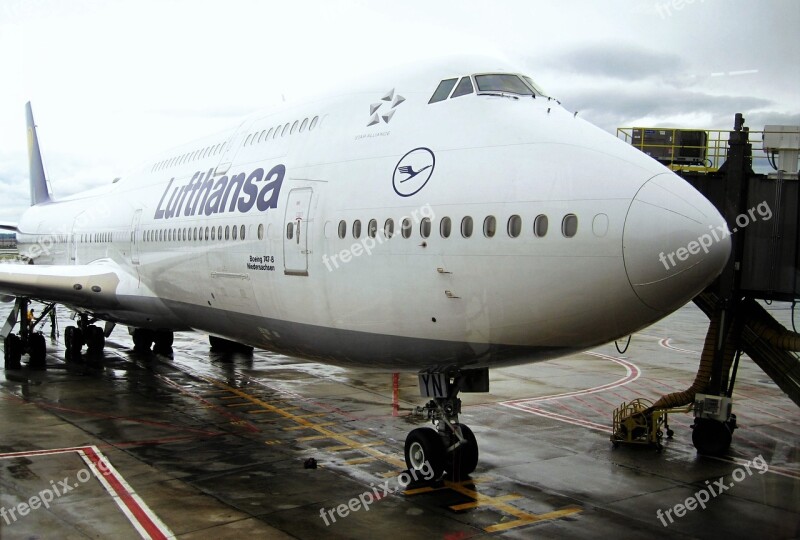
[0,222,17,232]
[0,261,132,309]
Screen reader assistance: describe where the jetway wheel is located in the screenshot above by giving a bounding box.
[691,418,732,456]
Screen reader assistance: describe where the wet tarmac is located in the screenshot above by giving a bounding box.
[0,301,798,539]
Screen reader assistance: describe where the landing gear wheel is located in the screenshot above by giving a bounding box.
[153,330,174,355]
[86,325,105,355]
[132,328,154,352]
[4,334,22,369]
[28,334,47,370]
[692,418,732,456]
[446,424,479,481]
[405,428,445,480]
[65,326,85,360]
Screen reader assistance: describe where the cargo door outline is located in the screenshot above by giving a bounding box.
[283,188,313,276]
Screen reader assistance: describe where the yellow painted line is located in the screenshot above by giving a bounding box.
[345,457,378,465]
[484,507,582,533]
[220,395,243,400]
[203,378,407,469]
[283,422,337,431]
[225,402,255,408]
[325,442,382,452]
[449,494,521,511]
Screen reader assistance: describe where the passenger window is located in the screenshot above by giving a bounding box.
[429,78,458,104]
[240,225,246,240]
[211,227,216,241]
[483,216,496,238]
[258,224,264,240]
[461,216,473,238]
[338,220,347,239]
[258,130,266,143]
[401,218,412,238]
[300,118,308,132]
[384,219,394,238]
[273,126,280,139]
[451,77,474,98]
[218,226,223,240]
[232,225,238,240]
[266,128,274,140]
[287,222,294,240]
[281,123,290,136]
[562,214,578,238]
[205,226,210,241]
[310,116,319,130]
[440,217,452,238]
[291,120,299,134]
[352,220,362,239]
[368,219,378,238]
[507,215,522,238]
[420,218,432,238]
[534,214,548,237]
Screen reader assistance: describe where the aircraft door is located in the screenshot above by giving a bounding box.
[131,209,142,265]
[283,188,313,276]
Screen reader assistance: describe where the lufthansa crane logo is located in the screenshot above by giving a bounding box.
[393,147,435,197]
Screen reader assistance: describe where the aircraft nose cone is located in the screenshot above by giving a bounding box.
[623,173,731,313]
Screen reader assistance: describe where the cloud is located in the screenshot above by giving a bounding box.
[545,44,687,82]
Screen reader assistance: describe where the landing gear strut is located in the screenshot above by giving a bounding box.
[405,367,488,481]
[2,297,52,370]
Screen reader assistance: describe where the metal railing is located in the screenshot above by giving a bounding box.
[617,127,778,174]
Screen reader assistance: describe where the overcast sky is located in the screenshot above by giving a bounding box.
[0,0,797,222]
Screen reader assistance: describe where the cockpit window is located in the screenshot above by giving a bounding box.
[475,74,534,96]
[522,75,545,95]
[429,78,458,104]
[451,76,474,98]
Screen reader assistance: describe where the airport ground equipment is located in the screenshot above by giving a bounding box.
[618,115,800,456]
[610,398,679,451]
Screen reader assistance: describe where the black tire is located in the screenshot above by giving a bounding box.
[153,330,174,354]
[29,333,47,370]
[4,334,22,369]
[86,326,105,355]
[404,428,445,480]
[446,424,479,481]
[692,418,732,456]
[132,328,154,351]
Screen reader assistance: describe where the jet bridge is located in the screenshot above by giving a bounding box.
[618,115,800,455]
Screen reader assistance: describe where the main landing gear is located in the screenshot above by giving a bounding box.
[130,328,174,355]
[2,297,53,370]
[64,313,112,361]
[405,367,488,481]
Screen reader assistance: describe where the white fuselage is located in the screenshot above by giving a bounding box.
[14,61,730,369]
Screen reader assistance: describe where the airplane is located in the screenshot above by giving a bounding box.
[0,56,730,480]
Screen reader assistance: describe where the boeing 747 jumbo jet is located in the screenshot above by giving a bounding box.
[0,57,730,479]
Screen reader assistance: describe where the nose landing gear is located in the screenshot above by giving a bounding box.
[404,367,487,481]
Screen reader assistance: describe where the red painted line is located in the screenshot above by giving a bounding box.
[0,445,173,539]
[502,352,640,407]
[81,446,170,540]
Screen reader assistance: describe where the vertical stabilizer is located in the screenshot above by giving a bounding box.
[25,102,52,206]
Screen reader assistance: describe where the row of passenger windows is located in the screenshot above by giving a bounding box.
[328,214,578,241]
[139,223,265,243]
[151,142,228,173]
[150,115,321,174]
[242,115,320,148]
